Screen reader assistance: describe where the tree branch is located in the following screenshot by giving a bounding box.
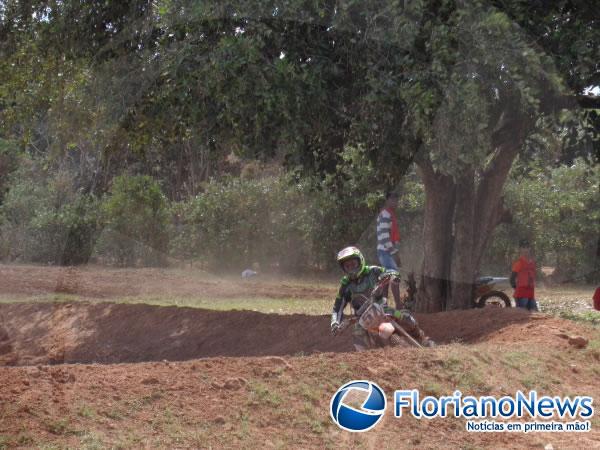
[540,94,600,114]
[473,116,531,267]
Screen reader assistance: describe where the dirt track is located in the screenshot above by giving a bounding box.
[0,302,587,366]
[0,305,597,449]
[1,265,599,448]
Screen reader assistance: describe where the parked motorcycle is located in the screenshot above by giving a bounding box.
[474,276,511,308]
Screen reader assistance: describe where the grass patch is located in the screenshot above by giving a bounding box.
[127,391,164,413]
[433,349,492,394]
[500,349,561,390]
[45,418,70,435]
[295,382,321,406]
[248,381,282,407]
[536,285,596,315]
[422,382,444,396]
[0,293,331,315]
[0,293,81,305]
[77,405,97,419]
[287,402,327,435]
[80,432,107,450]
[458,369,491,393]
[119,295,332,315]
[441,355,462,372]
[143,391,164,403]
[323,360,355,386]
[522,373,551,391]
[309,419,326,435]
[101,408,124,421]
[502,351,530,371]
[587,339,600,368]
[16,434,35,446]
[588,338,600,351]
[558,310,600,327]
[232,410,251,441]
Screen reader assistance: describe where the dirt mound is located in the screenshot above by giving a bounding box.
[0,328,598,449]
[0,302,586,366]
[0,302,351,366]
[0,303,597,449]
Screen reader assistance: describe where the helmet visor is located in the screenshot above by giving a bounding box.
[342,257,361,275]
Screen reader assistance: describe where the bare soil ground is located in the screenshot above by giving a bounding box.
[0,264,599,449]
[0,264,337,301]
[0,301,583,367]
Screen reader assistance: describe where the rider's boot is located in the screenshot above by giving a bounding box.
[415,329,436,347]
[389,308,436,347]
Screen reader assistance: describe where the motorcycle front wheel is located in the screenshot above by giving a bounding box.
[477,291,511,308]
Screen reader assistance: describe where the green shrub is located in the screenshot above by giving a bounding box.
[169,175,320,270]
[0,162,100,264]
[95,174,169,266]
[0,138,21,204]
[483,159,600,281]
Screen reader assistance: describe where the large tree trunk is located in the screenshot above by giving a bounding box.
[472,142,524,271]
[447,169,476,310]
[415,116,529,312]
[414,158,455,313]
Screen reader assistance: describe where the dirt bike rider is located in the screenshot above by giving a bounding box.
[330,246,434,351]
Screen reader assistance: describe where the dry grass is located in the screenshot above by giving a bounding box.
[536,284,597,314]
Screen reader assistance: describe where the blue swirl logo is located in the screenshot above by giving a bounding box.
[330,380,387,432]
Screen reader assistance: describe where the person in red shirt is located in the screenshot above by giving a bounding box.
[510,239,538,311]
[593,287,600,311]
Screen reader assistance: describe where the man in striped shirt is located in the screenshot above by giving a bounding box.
[376,191,401,271]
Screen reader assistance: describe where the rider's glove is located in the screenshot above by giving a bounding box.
[331,321,340,336]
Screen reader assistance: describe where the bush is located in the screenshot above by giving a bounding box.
[0,161,100,264]
[95,174,169,266]
[169,175,322,270]
[0,138,21,204]
[482,159,600,282]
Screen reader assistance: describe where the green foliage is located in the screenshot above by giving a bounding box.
[97,175,169,266]
[0,138,21,204]
[558,311,600,328]
[0,160,100,264]
[167,152,425,272]
[0,0,597,281]
[170,174,322,270]
[483,159,600,281]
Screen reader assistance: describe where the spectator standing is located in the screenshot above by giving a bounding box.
[376,191,401,271]
[510,239,538,311]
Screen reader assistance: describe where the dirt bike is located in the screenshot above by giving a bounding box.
[337,294,423,349]
[474,276,511,308]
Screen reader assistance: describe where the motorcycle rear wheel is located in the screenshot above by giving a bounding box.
[389,334,405,347]
[477,291,511,308]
